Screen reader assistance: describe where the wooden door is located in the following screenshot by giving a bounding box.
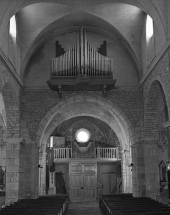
[69,162,97,202]
[69,163,84,201]
[83,163,97,201]
[101,172,116,194]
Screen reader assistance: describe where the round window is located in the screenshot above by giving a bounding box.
[75,128,91,143]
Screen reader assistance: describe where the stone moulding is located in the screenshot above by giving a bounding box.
[0,48,23,87]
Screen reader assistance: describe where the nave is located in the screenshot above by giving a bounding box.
[1,194,170,215]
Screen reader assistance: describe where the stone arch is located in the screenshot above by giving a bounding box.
[145,75,169,112]
[36,94,135,195]
[144,80,169,200]
[144,80,169,138]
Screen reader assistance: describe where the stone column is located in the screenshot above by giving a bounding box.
[163,120,170,203]
[121,150,132,193]
[19,138,39,199]
[5,138,39,204]
[5,138,24,204]
[143,138,160,200]
[131,141,146,197]
[39,146,46,196]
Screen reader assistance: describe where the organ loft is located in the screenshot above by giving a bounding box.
[0,1,170,215]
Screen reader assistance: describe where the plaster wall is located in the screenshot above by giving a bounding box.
[141,17,163,76]
[0,20,21,75]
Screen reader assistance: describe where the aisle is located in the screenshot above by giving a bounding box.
[66,201,101,215]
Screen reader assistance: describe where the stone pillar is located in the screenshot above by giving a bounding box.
[163,120,170,203]
[5,138,24,204]
[5,138,39,204]
[121,150,132,193]
[39,146,46,195]
[163,120,170,158]
[143,138,160,200]
[131,141,146,197]
[0,139,6,207]
[34,146,39,199]
[19,138,39,199]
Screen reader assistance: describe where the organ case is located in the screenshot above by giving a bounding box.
[47,26,116,97]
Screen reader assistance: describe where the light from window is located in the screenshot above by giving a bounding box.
[146,15,153,41]
[9,15,17,41]
[75,128,91,143]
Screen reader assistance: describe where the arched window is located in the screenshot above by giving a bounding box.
[146,15,153,43]
[9,15,17,43]
[146,14,154,63]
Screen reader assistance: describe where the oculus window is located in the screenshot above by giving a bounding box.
[75,128,91,143]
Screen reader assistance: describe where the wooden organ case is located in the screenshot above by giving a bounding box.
[47,26,116,98]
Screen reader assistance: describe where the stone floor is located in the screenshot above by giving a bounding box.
[66,201,102,215]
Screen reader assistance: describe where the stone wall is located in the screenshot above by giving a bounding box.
[142,48,170,118]
[0,57,21,138]
[5,138,39,204]
[0,57,40,203]
[139,45,170,202]
[22,90,142,141]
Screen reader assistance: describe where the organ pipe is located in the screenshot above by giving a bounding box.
[51,26,113,77]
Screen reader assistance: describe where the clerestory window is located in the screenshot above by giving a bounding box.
[9,15,17,43]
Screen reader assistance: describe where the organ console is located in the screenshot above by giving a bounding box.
[47,26,116,98]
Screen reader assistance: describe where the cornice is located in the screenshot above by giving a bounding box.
[0,48,23,87]
[140,39,170,87]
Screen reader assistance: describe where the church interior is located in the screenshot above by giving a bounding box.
[0,0,170,214]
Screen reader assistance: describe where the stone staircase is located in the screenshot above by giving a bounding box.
[0,195,68,215]
[99,194,170,215]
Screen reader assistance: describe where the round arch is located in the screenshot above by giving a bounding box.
[36,94,135,195]
[144,80,169,200]
[145,76,169,119]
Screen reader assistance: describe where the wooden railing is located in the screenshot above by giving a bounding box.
[53,148,71,160]
[50,26,113,77]
[96,147,119,159]
[53,147,119,161]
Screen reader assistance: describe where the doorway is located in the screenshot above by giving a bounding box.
[55,172,67,194]
[69,161,97,202]
[99,163,117,194]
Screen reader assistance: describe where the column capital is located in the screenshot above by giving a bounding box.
[163,120,170,129]
[5,138,25,150]
[5,138,25,144]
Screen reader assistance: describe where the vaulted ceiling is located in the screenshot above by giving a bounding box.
[0,0,167,82]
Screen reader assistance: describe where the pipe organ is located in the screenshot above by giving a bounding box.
[47,26,116,98]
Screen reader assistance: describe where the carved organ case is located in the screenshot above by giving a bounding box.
[47,26,116,97]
